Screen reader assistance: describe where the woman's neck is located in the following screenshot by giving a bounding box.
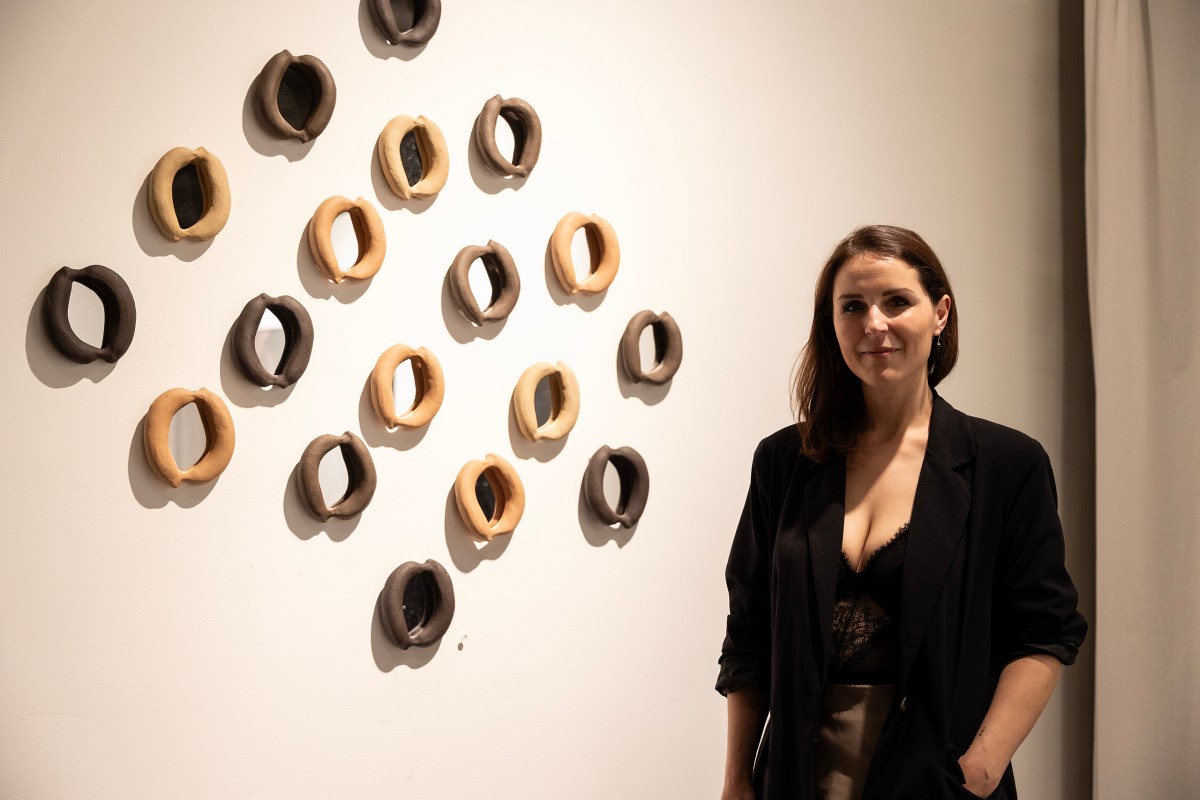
[858,380,934,449]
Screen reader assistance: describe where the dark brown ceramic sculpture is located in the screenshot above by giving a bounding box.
[369,0,442,46]
[473,95,542,179]
[254,50,336,142]
[143,388,236,487]
[296,432,377,521]
[380,559,456,649]
[231,294,314,388]
[619,310,683,384]
[147,146,231,242]
[42,264,136,364]
[448,241,521,325]
[584,445,649,528]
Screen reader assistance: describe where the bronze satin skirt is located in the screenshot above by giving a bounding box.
[813,683,897,800]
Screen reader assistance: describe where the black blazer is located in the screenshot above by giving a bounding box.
[716,393,1087,800]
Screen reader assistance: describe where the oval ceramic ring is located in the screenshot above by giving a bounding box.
[549,212,619,295]
[369,344,445,429]
[448,240,521,325]
[254,50,336,142]
[619,310,683,385]
[147,146,231,242]
[380,559,456,649]
[143,388,236,487]
[584,445,650,528]
[377,115,449,200]
[307,196,386,283]
[296,431,377,521]
[454,453,525,540]
[369,0,442,46]
[473,95,542,179]
[512,361,580,442]
[231,294,314,388]
[42,264,136,364]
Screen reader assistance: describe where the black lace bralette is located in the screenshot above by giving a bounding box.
[828,522,909,685]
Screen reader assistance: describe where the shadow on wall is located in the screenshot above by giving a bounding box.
[577,476,636,549]
[357,374,431,451]
[370,590,440,672]
[356,0,428,62]
[130,171,213,262]
[281,461,362,542]
[25,285,117,388]
[443,485,510,573]
[240,78,316,162]
[126,416,218,509]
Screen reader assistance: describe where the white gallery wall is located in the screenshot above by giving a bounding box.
[0,1,1094,798]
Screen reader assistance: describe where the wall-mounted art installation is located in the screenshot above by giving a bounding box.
[307,196,386,283]
[473,95,542,179]
[447,240,521,325]
[513,361,579,441]
[368,0,442,47]
[42,264,136,364]
[253,50,336,143]
[296,431,377,521]
[548,212,619,296]
[583,445,650,528]
[230,294,313,388]
[369,344,445,429]
[454,453,525,540]
[377,115,449,200]
[619,310,683,385]
[147,146,231,242]
[380,559,455,649]
[143,388,235,487]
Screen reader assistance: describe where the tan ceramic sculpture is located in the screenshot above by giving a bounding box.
[512,361,580,441]
[454,453,525,541]
[296,432,377,521]
[619,310,683,385]
[583,445,650,528]
[548,212,619,295]
[369,0,442,46]
[306,196,386,283]
[369,344,445,430]
[254,50,336,142]
[147,146,231,242]
[43,264,136,364]
[143,388,235,487]
[473,95,543,179]
[380,559,455,649]
[447,241,521,325]
[377,115,449,200]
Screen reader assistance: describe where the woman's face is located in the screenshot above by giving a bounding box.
[830,254,951,392]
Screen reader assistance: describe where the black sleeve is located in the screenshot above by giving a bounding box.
[993,444,1088,666]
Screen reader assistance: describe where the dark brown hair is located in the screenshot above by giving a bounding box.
[792,225,958,461]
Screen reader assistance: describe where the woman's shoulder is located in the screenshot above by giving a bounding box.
[750,423,818,472]
[956,407,1051,471]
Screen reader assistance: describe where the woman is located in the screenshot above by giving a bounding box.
[717,225,1087,800]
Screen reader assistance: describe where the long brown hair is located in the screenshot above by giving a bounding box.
[792,225,959,462]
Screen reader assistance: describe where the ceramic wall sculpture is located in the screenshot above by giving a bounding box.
[380,559,455,649]
[143,388,236,487]
[369,0,442,46]
[377,115,449,200]
[307,196,386,283]
[230,294,313,388]
[253,50,336,142]
[447,241,521,325]
[548,212,619,295]
[512,361,579,441]
[369,344,445,429]
[583,445,650,528]
[296,431,377,521]
[473,95,542,179]
[42,264,136,364]
[147,146,231,242]
[619,310,683,385]
[454,453,525,540]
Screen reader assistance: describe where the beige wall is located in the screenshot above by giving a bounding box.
[0,1,1091,797]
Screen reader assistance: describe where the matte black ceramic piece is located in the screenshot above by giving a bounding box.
[584,445,649,528]
[380,559,456,649]
[369,0,442,46]
[619,310,683,384]
[42,265,136,364]
[296,432,377,521]
[447,240,521,325]
[473,95,542,179]
[231,294,314,388]
[254,50,336,142]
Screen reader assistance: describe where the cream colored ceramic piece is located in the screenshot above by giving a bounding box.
[369,344,445,430]
[548,212,619,295]
[376,115,449,200]
[306,196,386,283]
[512,361,579,441]
[143,387,235,487]
[454,453,525,541]
[147,146,231,242]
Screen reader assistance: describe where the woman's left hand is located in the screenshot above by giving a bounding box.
[957,750,1002,798]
